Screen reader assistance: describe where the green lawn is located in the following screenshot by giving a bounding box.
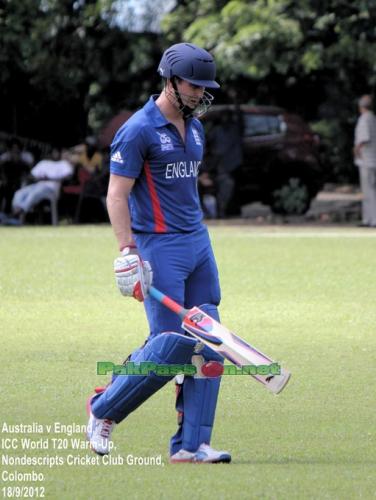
[1,225,375,499]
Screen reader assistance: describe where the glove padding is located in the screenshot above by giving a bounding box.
[114,247,153,301]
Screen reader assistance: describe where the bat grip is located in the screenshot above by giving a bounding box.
[148,286,186,319]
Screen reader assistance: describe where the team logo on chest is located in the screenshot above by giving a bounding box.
[156,131,174,151]
[192,127,202,146]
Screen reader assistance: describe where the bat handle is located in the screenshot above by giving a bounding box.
[148,286,186,319]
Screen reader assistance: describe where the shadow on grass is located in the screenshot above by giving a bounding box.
[232,457,376,465]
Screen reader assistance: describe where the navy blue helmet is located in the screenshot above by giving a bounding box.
[158,43,220,89]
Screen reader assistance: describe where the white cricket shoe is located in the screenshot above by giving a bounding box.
[86,412,115,456]
[194,443,231,463]
[170,443,231,464]
[170,449,196,463]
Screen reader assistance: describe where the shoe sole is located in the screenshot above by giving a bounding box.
[196,457,232,464]
[170,456,231,464]
[169,458,195,463]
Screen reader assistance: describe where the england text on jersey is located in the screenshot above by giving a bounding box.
[165,161,201,179]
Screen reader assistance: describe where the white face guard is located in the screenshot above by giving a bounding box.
[165,79,214,119]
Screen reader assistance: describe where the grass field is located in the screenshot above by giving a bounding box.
[1,225,376,500]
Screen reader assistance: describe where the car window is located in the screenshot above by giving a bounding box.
[243,114,282,136]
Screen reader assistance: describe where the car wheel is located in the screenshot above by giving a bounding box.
[270,177,312,215]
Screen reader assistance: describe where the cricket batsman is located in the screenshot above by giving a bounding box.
[87,43,231,463]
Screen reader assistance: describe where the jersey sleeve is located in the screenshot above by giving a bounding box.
[110,122,148,178]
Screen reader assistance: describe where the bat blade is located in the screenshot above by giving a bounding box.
[182,307,291,394]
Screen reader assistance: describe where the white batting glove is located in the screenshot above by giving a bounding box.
[114,246,153,302]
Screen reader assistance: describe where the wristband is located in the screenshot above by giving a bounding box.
[119,243,137,252]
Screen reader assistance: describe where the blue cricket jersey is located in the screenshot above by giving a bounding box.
[110,96,205,233]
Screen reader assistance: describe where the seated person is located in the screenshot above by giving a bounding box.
[62,139,103,219]
[69,137,103,174]
[0,137,34,167]
[10,148,73,223]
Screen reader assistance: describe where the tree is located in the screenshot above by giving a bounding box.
[162,0,376,181]
[0,0,163,146]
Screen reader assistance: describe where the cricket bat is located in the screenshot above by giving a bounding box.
[148,286,291,394]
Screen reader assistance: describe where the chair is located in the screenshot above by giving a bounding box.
[43,191,59,226]
[29,189,60,226]
[62,167,92,221]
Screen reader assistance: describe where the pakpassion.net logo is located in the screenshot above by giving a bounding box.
[97,361,281,377]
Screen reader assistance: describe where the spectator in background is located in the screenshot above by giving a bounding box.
[9,148,72,224]
[72,148,110,223]
[0,137,34,166]
[69,136,103,174]
[354,95,376,227]
[62,137,104,221]
[0,138,30,214]
[207,110,243,218]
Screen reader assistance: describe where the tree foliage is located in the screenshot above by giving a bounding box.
[163,0,376,85]
[163,0,376,180]
[0,0,162,145]
[2,0,376,180]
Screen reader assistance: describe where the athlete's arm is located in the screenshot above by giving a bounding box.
[107,173,152,301]
[107,173,135,250]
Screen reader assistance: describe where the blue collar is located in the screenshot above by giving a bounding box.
[143,95,170,128]
[143,95,193,128]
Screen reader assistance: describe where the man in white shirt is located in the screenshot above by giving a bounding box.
[354,95,376,227]
[11,148,73,222]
